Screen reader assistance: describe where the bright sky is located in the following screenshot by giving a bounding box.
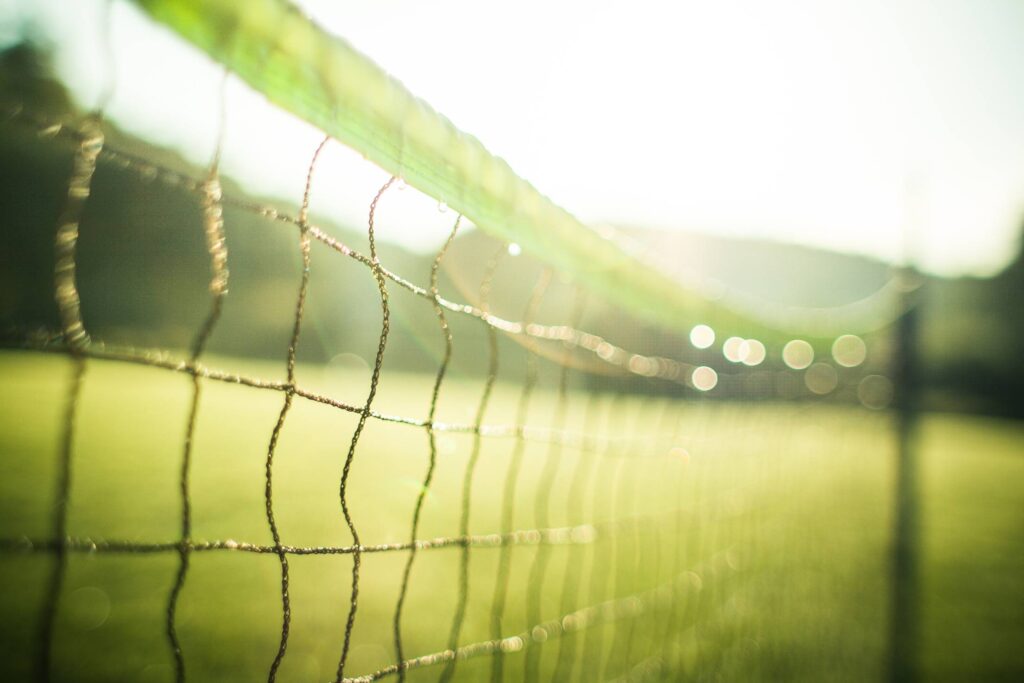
[6,0,1024,276]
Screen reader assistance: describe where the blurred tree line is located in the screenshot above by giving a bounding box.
[1,42,1021,417]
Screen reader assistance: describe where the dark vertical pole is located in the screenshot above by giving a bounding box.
[890,270,920,682]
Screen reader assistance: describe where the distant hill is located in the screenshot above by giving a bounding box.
[613,226,894,308]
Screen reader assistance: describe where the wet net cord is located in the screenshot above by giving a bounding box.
[579,394,627,681]
[7,337,672,455]
[37,114,103,683]
[165,91,230,681]
[438,244,505,683]
[2,510,685,557]
[551,388,603,683]
[263,134,329,682]
[656,409,688,666]
[523,287,586,682]
[339,542,740,683]
[489,270,551,683]
[335,176,397,683]
[392,214,461,682]
[608,401,649,679]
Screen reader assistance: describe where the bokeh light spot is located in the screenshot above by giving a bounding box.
[689,324,715,349]
[858,374,894,409]
[723,336,745,363]
[804,362,839,395]
[783,339,814,370]
[669,446,691,463]
[628,354,656,376]
[67,586,111,632]
[740,339,766,366]
[832,334,867,367]
[692,366,718,391]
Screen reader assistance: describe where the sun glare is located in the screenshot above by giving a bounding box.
[12,0,1023,273]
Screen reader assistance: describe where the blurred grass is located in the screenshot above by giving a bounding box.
[0,350,1021,682]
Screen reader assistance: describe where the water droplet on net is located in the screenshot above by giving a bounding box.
[437,199,448,213]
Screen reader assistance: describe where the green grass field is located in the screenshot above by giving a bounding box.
[0,351,1021,682]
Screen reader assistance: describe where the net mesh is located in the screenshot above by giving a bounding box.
[0,16,904,683]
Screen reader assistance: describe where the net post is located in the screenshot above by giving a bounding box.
[888,266,921,683]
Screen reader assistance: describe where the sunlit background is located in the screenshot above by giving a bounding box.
[5,0,1024,275]
[1,2,1023,682]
